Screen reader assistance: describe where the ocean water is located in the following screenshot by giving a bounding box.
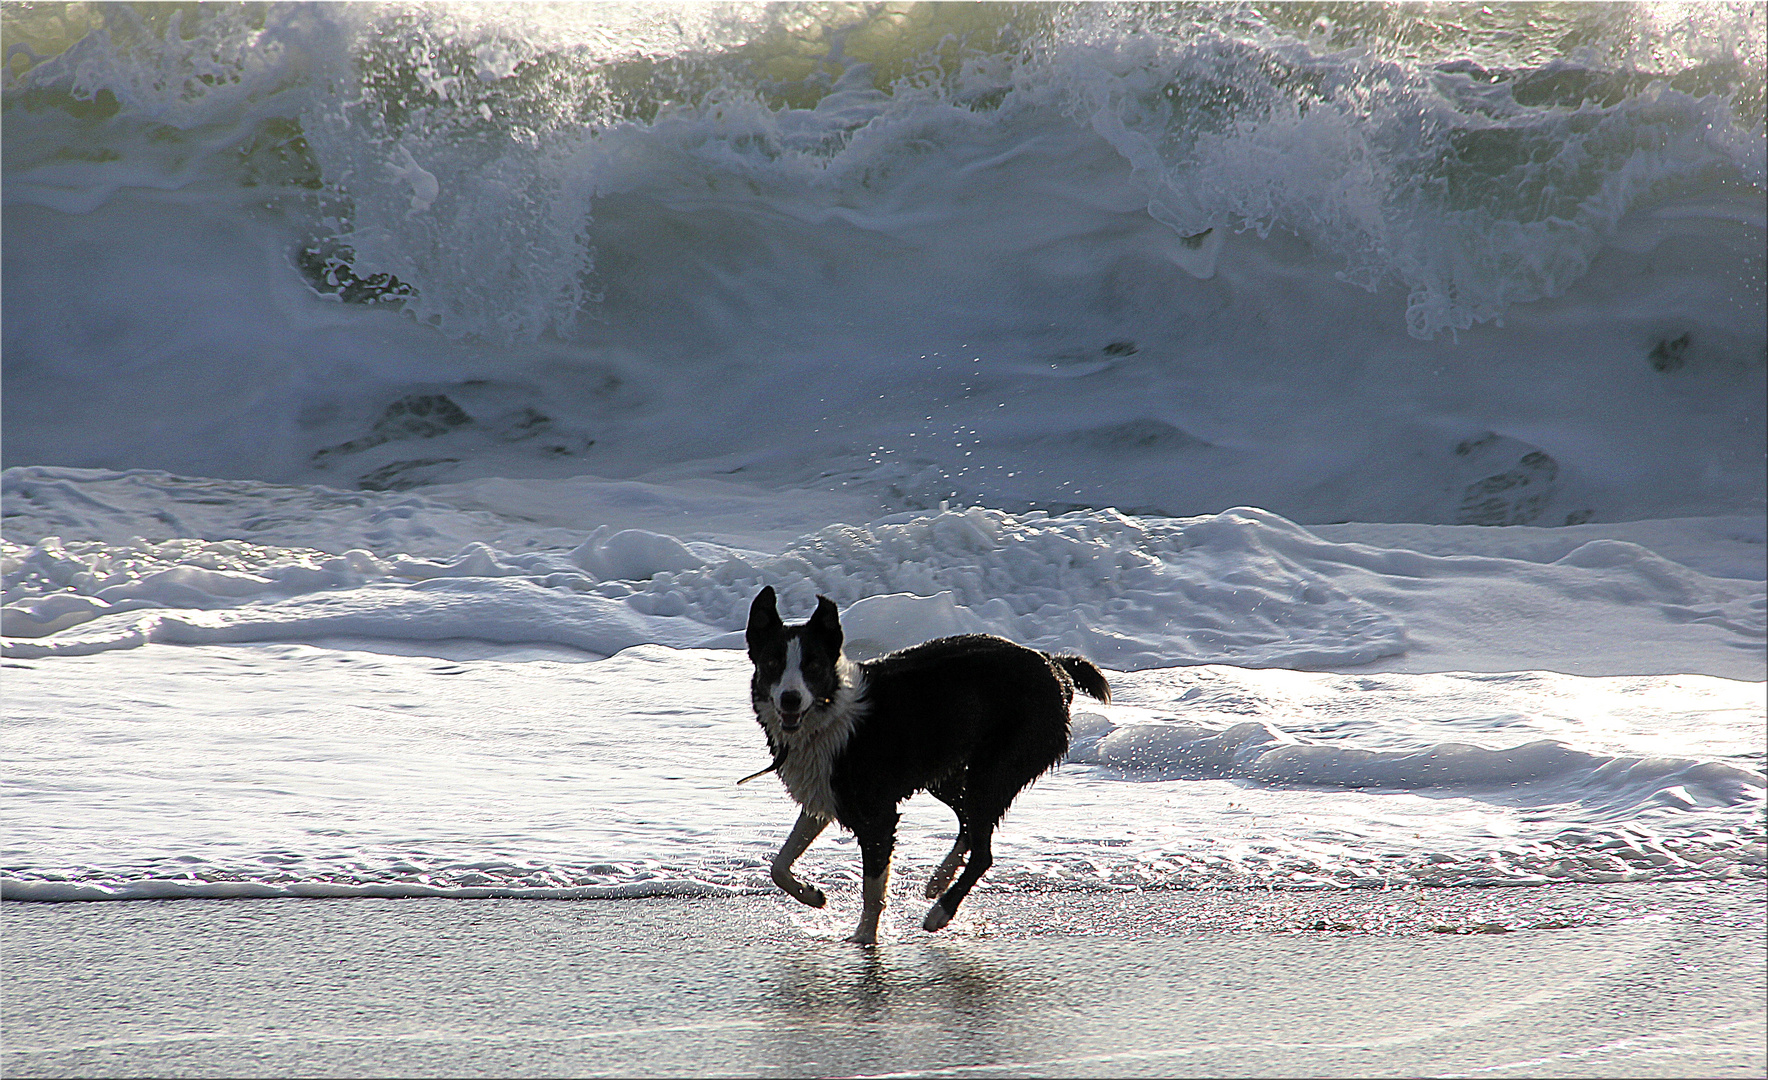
[2,3,1763,910]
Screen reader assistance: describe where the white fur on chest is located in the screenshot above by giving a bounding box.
[764,657,867,822]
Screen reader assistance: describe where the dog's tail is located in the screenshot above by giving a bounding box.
[1050,654,1111,704]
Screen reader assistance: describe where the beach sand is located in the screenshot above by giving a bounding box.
[5,882,1763,1078]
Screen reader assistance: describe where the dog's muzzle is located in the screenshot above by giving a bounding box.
[777,690,805,731]
[771,693,832,733]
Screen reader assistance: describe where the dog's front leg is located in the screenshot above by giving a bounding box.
[849,812,899,945]
[771,809,828,907]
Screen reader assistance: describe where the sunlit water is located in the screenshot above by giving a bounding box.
[2,3,1762,907]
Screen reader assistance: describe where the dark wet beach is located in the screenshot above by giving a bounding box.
[5,882,1762,1077]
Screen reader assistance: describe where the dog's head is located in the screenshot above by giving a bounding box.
[746,586,845,735]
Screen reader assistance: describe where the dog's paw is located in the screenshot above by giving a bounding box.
[924,869,961,898]
[845,930,878,946]
[804,886,827,908]
[922,904,952,932]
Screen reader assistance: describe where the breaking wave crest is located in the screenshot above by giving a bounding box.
[7,1,1763,341]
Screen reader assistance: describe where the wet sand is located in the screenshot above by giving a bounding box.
[4,882,1763,1078]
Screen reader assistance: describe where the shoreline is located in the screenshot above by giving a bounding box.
[6,881,1763,1078]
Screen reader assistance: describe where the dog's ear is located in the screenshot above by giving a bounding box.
[746,586,783,655]
[808,594,843,652]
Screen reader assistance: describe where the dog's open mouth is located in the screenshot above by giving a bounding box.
[778,710,804,732]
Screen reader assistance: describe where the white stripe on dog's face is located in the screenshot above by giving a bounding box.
[773,637,811,718]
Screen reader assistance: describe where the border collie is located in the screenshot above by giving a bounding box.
[743,586,1110,944]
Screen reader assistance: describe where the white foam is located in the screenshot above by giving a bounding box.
[1,644,1758,902]
[1072,715,1762,809]
[8,479,1761,677]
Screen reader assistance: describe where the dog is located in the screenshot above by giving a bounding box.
[744,586,1110,944]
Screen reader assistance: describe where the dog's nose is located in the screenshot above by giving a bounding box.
[778,690,803,713]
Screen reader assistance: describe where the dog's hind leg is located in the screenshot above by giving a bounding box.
[771,809,829,908]
[925,776,1005,932]
[848,811,899,945]
[925,839,968,899]
[924,825,991,932]
[924,731,1062,932]
[924,775,970,899]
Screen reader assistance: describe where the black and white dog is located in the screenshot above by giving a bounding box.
[744,586,1110,944]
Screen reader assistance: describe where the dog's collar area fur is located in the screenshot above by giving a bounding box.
[759,657,866,821]
[753,657,865,738]
[741,658,864,789]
